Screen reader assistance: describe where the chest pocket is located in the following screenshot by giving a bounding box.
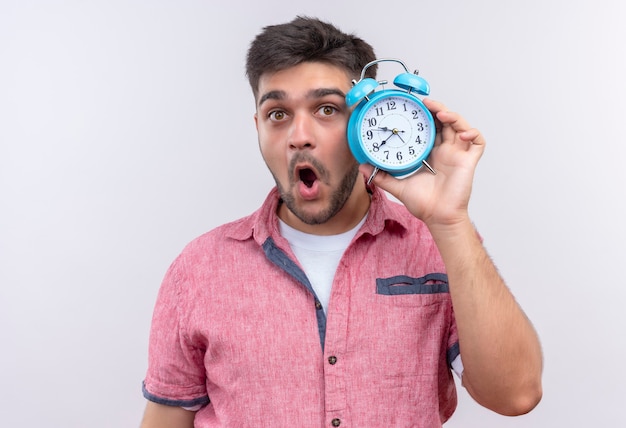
[376,273,449,307]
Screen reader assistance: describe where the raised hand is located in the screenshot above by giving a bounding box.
[360,98,485,228]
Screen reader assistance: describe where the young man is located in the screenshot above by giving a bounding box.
[141,17,542,427]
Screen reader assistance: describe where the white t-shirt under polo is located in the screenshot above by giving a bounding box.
[279,217,367,314]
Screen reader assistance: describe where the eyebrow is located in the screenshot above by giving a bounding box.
[258,90,285,106]
[309,88,346,99]
[258,87,346,107]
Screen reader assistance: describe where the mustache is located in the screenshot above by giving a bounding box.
[289,152,329,183]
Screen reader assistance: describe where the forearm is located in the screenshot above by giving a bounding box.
[140,402,196,428]
[429,218,543,415]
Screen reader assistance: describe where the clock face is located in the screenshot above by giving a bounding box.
[358,94,434,170]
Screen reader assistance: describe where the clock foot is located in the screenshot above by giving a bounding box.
[367,167,380,186]
[422,160,437,175]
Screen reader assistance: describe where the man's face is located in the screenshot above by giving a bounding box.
[254,62,365,233]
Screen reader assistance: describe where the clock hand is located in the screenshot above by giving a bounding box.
[376,127,393,146]
[380,128,406,145]
[377,126,405,133]
[394,130,406,144]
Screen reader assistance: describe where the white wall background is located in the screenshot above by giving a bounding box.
[1,1,624,426]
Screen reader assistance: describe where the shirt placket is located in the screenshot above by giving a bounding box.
[323,257,351,427]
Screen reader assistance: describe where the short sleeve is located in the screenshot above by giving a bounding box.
[142,256,210,408]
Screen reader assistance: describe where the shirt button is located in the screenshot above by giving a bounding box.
[331,418,341,427]
[328,356,337,365]
[315,301,322,310]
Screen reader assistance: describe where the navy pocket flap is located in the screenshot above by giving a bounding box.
[376,273,449,295]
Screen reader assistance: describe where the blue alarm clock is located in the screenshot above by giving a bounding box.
[346,58,436,181]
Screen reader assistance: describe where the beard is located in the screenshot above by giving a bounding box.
[273,153,360,226]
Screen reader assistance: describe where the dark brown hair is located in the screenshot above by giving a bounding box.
[245,16,377,99]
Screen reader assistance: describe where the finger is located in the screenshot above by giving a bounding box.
[422,98,448,115]
[460,128,486,149]
[423,99,444,132]
[460,128,480,142]
[423,99,473,137]
[435,110,472,134]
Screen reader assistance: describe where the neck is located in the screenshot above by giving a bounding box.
[279,179,370,236]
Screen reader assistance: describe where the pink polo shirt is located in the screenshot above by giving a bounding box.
[143,186,459,427]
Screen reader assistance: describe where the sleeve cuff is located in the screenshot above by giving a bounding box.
[142,381,210,408]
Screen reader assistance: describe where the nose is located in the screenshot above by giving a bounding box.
[288,112,315,150]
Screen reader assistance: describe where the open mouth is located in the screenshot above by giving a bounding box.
[298,167,318,188]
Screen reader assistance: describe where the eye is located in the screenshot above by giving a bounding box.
[318,105,337,116]
[269,110,287,121]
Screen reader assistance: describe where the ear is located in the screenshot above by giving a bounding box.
[253,112,258,131]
